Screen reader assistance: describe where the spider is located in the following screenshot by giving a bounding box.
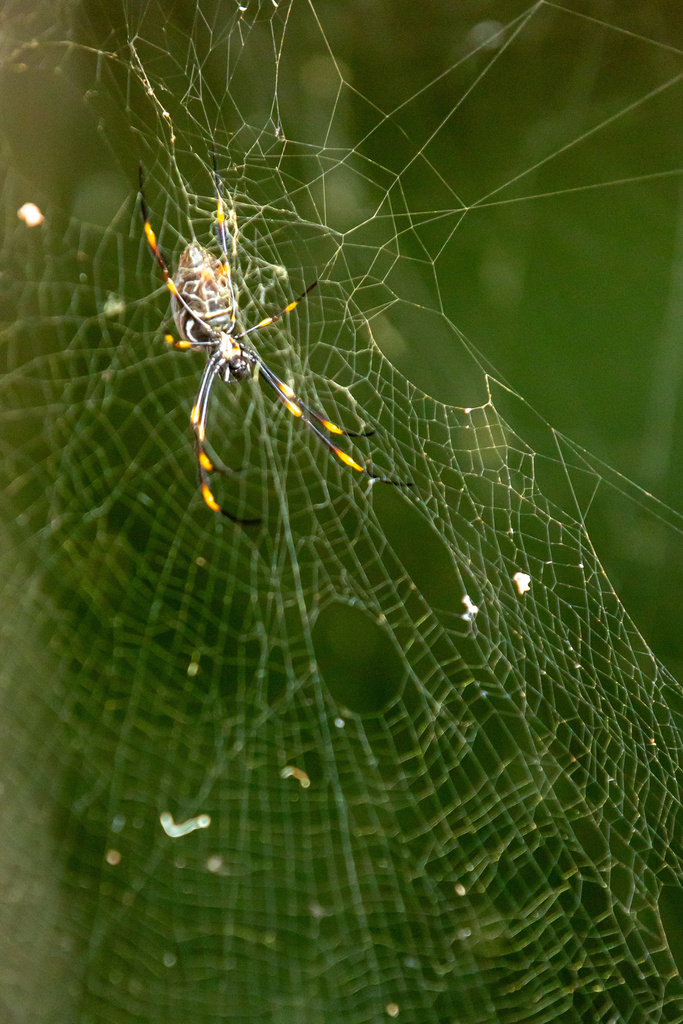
[139,162,410,524]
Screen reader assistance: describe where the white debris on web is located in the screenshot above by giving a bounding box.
[103,292,126,317]
[160,811,211,837]
[17,202,44,226]
[281,765,311,788]
[513,572,531,595]
[460,594,479,622]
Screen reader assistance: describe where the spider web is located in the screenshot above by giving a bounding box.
[2,1,683,1022]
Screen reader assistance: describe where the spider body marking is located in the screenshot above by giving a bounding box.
[139,162,410,523]
[172,243,238,346]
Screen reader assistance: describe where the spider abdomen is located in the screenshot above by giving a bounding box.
[172,242,235,346]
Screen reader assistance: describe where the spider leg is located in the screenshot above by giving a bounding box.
[256,359,411,486]
[165,333,193,350]
[234,279,371,438]
[258,361,373,438]
[189,353,261,524]
[165,333,215,351]
[237,280,319,341]
[211,152,238,334]
[139,162,217,343]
